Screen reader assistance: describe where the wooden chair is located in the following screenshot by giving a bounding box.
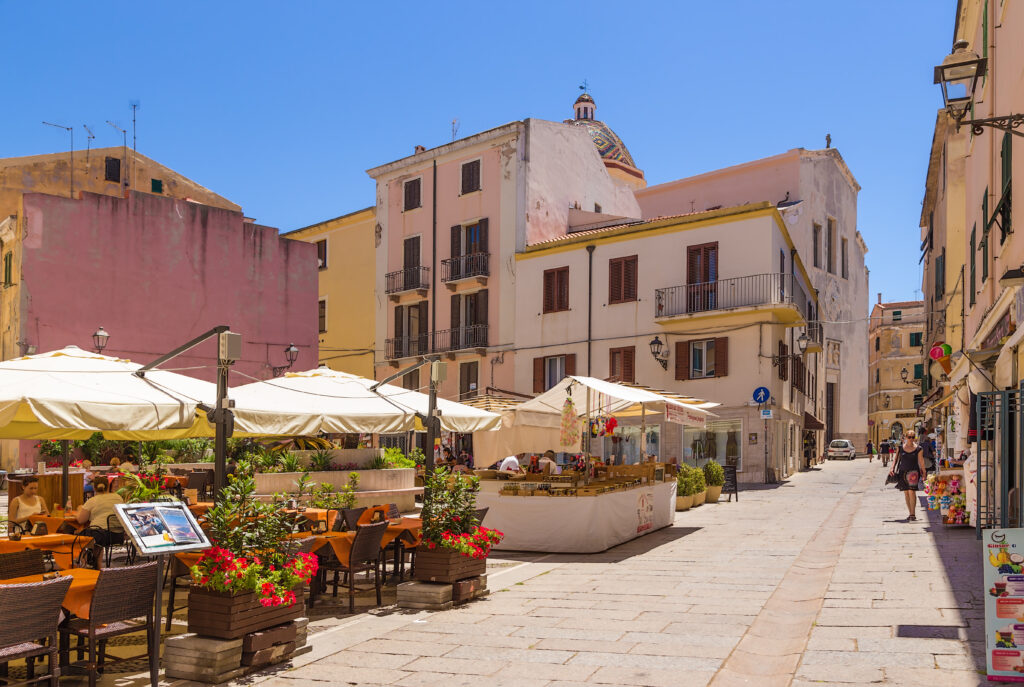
[187,471,210,500]
[0,550,46,580]
[321,521,387,614]
[0,576,73,687]
[59,562,159,687]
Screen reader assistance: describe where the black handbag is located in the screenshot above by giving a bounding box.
[885,472,898,485]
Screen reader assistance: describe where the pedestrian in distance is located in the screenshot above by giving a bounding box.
[889,430,927,522]
[881,441,891,467]
[866,440,874,463]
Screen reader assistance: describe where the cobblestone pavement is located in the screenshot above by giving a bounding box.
[228,459,987,687]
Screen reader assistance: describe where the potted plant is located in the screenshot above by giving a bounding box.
[188,464,317,639]
[703,459,725,503]
[690,466,707,507]
[415,468,503,583]
[675,465,694,511]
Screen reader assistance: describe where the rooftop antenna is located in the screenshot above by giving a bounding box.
[83,125,96,165]
[106,120,128,190]
[129,101,140,190]
[42,121,74,198]
[451,118,459,142]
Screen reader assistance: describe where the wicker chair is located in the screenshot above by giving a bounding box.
[321,521,387,614]
[331,507,366,532]
[0,550,46,580]
[187,471,211,500]
[59,562,159,687]
[0,576,73,687]
[385,503,401,521]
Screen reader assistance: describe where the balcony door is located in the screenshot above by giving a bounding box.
[450,219,488,280]
[686,242,718,312]
[403,237,421,290]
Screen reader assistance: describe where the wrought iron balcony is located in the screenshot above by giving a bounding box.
[655,273,809,321]
[433,324,488,353]
[385,266,430,296]
[805,321,824,353]
[385,334,430,360]
[441,253,490,284]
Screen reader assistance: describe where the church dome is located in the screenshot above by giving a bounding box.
[568,93,636,168]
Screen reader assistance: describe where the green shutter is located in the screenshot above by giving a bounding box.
[914,364,923,380]
[982,232,989,282]
[1003,133,1013,194]
[970,225,976,306]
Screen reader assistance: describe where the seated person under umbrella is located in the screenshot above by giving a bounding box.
[498,455,524,474]
[9,476,48,530]
[76,477,126,555]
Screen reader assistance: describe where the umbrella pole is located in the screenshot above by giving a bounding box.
[641,405,647,463]
[61,440,70,509]
[214,361,229,499]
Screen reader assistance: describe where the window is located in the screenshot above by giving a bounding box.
[981,230,989,282]
[892,310,902,322]
[970,225,977,306]
[318,299,327,333]
[459,361,479,400]
[594,203,602,213]
[1000,134,1012,242]
[608,255,638,304]
[402,369,420,391]
[686,242,718,311]
[543,267,569,313]
[403,178,421,211]
[913,394,923,408]
[316,240,327,269]
[394,301,429,356]
[874,337,880,351]
[812,223,822,268]
[533,354,576,392]
[2,252,11,286]
[910,332,923,347]
[826,219,836,273]
[150,178,163,194]
[875,368,880,384]
[675,337,728,380]
[609,346,635,383]
[841,238,849,279]
[461,160,481,195]
[914,364,923,380]
[104,157,121,183]
[935,248,946,296]
[777,341,789,381]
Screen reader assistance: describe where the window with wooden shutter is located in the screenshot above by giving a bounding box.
[316,240,327,269]
[450,294,460,330]
[319,299,327,334]
[461,159,481,194]
[609,346,635,383]
[675,341,689,380]
[451,225,462,259]
[543,267,569,313]
[533,357,545,393]
[403,178,421,211]
[475,289,488,327]
[778,341,789,381]
[812,223,821,268]
[714,337,728,377]
[479,218,489,253]
[459,361,479,400]
[564,354,576,377]
[609,256,638,304]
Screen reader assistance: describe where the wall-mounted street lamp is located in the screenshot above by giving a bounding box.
[935,40,1024,137]
[884,394,891,409]
[771,331,809,368]
[92,326,109,353]
[649,336,669,370]
[272,343,300,377]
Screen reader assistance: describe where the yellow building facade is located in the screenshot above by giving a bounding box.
[283,207,376,377]
[868,301,925,445]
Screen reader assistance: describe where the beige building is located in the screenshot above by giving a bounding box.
[282,207,376,377]
[868,300,925,444]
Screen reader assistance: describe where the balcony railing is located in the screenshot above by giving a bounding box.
[385,334,429,360]
[806,321,823,350]
[441,253,490,283]
[655,273,808,321]
[385,266,430,295]
[433,324,488,353]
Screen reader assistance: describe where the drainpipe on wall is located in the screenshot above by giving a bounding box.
[431,160,437,350]
[586,245,595,375]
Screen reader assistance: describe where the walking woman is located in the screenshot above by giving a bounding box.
[890,430,928,522]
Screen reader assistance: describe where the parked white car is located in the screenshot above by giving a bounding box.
[827,439,857,460]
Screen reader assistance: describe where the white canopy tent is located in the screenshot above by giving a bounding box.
[229,367,501,436]
[467,397,579,467]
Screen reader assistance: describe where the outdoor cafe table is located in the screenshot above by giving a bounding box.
[283,508,336,530]
[29,512,86,534]
[0,568,99,618]
[0,533,92,569]
[188,502,215,518]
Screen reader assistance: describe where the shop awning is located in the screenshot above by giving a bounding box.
[803,411,825,430]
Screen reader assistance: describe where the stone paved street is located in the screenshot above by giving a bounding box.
[230,460,987,687]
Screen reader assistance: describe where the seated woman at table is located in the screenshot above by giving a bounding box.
[76,478,125,549]
[82,459,96,498]
[9,476,48,530]
[451,455,472,474]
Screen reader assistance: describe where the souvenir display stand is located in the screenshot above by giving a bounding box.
[925,467,971,526]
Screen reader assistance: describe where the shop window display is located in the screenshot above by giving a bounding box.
[685,420,742,471]
[600,425,659,465]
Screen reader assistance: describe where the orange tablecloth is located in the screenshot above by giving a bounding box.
[357,505,390,525]
[0,568,100,619]
[29,513,86,534]
[0,534,93,569]
[384,517,422,549]
[188,502,215,517]
[283,508,337,530]
[289,531,356,561]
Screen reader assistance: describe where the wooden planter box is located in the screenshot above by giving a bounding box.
[187,587,302,640]
[413,548,486,583]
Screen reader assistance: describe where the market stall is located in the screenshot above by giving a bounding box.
[475,376,717,553]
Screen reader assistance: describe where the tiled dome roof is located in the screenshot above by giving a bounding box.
[571,118,636,168]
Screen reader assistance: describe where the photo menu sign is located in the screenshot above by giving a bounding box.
[115,502,211,556]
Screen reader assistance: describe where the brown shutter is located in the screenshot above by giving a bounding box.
[476,289,488,337]
[714,337,728,377]
[687,247,701,284]
[394,305,404,338]
[675,341,689,380]
[624,257,637,301]
[609,259,623,302]
[558,267,569,310]
[623,347,635,383]
[533,357,545,393]
[418,302,429,348]
[451,225,462,258]
[564,353,576,376]
[462,163,471,194]
[778,341,789,381]
[451,294,460,329]
[543,270,555,313]
[479,218,488,254]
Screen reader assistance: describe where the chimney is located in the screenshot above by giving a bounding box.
[414,145,426,154]
[877,293,882,304]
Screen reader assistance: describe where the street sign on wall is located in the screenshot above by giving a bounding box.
[753,387,770,404]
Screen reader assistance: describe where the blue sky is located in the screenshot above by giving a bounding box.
[2,1,952,308]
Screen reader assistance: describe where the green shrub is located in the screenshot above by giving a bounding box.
[690,468,706,494]
[676,465,695,497]
[703,459,725,487]
[309,449,333,472]
[279,452,302,473]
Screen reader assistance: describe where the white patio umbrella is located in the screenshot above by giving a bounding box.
[229,367,501,436]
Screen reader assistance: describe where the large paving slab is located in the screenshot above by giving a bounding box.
[223,459,985,687]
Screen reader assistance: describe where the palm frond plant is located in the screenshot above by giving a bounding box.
[308,449,334,472]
